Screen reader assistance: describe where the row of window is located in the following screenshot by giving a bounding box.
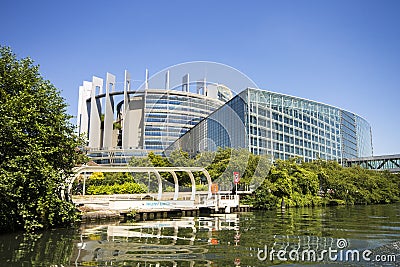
[146,117,201,125]
[249,145,340,161]
[250,113,340,133]
[146,99,218,111]
[146,104,213,114]
[248,90,340,117]
[146,93,210,102]
[249,136,340,153]
[269,112,339,129]
[249,121,340,141]
[250,127,340,146]
[146,113,203,121]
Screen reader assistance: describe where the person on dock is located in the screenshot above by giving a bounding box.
[76,180,83,195]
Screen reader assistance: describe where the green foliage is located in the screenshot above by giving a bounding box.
[203,148,272,189]
[129,148,399,210]
[196,184,208,191]
[252,181,279,210]
[130,150,194,186]
[0,46,82,232]
[126,209,138,219]
[164,185,175,192]
[86,182,147,195]
[81,172,148,194]
[84,172,139,186]
[129,148,273,190]
[113,121,121,130]
[252,158,400,209]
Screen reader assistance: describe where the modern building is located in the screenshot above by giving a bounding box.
[168,88,373,162]
[77,70,233,164]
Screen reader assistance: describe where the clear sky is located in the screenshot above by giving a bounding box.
[1,0,400,156]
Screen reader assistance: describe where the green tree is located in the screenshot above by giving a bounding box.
[252,157,400,209]
[0,46,82,232]
[202,147,272,190]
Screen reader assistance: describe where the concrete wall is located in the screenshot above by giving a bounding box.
[123,96,144,148]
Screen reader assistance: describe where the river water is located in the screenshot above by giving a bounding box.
[1,203,399,266]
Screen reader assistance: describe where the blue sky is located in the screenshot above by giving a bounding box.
[1,0,400,155]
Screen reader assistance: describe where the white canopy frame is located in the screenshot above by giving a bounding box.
[68,165,213,201]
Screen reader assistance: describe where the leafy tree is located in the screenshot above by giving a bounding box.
[129,148,400,209]
[252,157,400,209]
[203,147,272,190]
[0,46,82,232]
[129,148,272,190]
[168,149,193,167]
[193,150,216,168]
[252,178,278,209]
[148,152,171,167]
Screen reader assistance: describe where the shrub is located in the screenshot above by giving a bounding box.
[86,182,146,195]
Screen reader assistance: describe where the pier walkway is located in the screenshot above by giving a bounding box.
[69,165,251,219]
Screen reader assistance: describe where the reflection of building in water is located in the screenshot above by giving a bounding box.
[72,214,240,265]
[199,214,240,232]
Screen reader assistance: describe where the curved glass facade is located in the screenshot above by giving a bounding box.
[143,89,224,152]
[246,89,343,161]
[169,88,373,162]
[355,116,373,157]
[77,71,231,164]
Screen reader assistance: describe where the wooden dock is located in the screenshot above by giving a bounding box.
[76,193,252,222]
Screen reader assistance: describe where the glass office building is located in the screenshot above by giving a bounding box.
[77,70,231,164]
[168,88,373,161]
[143,89,224,152]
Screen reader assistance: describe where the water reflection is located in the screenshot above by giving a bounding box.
[0,203,399,266]
[74,214,240,266]
[0,228,77,266]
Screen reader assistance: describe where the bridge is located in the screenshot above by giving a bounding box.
[345,154,400,173]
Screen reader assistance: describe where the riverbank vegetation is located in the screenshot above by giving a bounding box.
[79,146,399,211]
[130,148,273,191]
[80,148,271,194]
[126,148,400,209]
[250,158,400,209]
[0,46,84,232]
